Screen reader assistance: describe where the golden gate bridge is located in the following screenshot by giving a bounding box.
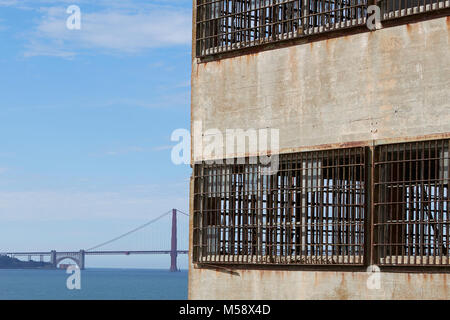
[1,209,189,272]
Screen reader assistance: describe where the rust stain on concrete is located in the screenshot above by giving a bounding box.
[380,104,394,111]
[238,52,258,66]
[380,36,403,51]
[288,47,297,68]
[406,23,413,34]
[245,52,258,60]
[444,274,448,296]
[194,64,199,79]
[405,22,420,39]
[258,269,265,280]
[325,39,330,53]
[314,272,319,287]
[334,274,349,300]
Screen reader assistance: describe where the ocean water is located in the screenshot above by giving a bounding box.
[0,268,188,300]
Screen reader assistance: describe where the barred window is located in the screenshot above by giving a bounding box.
[195,0,449,57]
[193,147,367,265]
[381,0,448,21]
[196,0,368,57]
[374,139,450,266]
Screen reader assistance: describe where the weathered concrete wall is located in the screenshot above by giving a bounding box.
[191,16,450,162]
[189,16,450,299]
[189,268,450,300]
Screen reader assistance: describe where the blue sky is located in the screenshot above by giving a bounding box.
[0,0,192,269]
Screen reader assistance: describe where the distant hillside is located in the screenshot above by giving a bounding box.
[0,255,52,269]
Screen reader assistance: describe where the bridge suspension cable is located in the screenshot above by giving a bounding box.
[176,209,189,217]
[86,210,172,251]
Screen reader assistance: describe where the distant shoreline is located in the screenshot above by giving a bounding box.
[0,255,53,269]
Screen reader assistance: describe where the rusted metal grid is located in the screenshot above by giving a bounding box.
[196,0,368,57]
[193,147,367,265]
[381,0,449,21]
[195,0,449,57]
[373,139,450,266]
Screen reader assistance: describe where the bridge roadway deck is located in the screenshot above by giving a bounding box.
[3,250,188,256]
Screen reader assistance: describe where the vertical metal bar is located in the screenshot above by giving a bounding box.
[370,145,376,266]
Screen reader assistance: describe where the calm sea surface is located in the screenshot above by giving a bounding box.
[0,269,188,300]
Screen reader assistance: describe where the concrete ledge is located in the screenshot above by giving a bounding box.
[189,268,450,299]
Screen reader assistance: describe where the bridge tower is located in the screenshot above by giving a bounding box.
[50,250,57,269]
[170,208,178,272]
[79,250,85,270]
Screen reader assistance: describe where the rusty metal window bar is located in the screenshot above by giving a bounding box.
[196,0,368,57]
[373,139,450,266]
[193,147,367,265]
[195,0,448,57]
[380,0,449,21]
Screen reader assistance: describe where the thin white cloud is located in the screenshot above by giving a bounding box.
[152,145,173,152]
[24,5,192,57]
[24,39,76,58]
[0,0,18,6]
[103,146,145,156]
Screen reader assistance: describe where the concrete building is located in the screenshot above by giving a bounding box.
[189,0,450,299]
